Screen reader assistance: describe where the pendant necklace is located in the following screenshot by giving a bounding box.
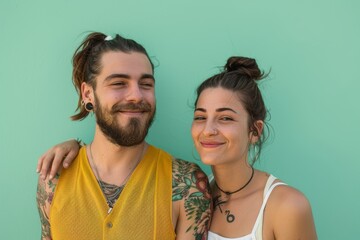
[89,142,144,214]
[214,167,255,223]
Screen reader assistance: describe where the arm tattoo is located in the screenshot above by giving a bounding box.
[172,159,212,239]
[36,174,59,239]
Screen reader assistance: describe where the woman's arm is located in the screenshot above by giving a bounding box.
[37,139,80,180]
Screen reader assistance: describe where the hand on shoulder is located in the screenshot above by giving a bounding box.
[37,139,81,180]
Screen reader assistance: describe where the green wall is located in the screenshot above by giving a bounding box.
[1,0,359,239]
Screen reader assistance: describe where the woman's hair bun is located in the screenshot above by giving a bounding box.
[225,56,264,80]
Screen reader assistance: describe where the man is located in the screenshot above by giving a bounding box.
[36,32,211,240]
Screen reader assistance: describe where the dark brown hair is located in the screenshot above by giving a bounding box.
[194,56,269,164]
[71,32,154,121]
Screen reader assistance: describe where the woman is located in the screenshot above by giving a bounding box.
[191,57,317,239]
[37,56,317,239]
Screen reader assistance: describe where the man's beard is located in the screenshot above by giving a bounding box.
[94,95,155,147]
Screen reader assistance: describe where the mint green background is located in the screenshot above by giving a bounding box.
[1,0,359,239]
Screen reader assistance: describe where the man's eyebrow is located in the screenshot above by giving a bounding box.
[141,74,155,81]
[194,107,237,113]
[104,73,155,82]
[104,74,130,81]
[140,73,155,80]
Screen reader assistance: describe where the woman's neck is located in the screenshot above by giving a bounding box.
[212,161,254,195]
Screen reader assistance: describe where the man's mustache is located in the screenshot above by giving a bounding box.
[110,102,152,114]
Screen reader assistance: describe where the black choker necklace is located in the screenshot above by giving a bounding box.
[215,167,255,196]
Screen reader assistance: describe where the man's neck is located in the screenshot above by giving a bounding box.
[88,127,148,185]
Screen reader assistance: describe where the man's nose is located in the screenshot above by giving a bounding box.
[125,84,143,103]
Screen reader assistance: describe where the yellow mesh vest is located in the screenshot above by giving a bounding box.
[50,145,175,240]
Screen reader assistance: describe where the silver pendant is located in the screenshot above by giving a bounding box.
[108,207,113,214]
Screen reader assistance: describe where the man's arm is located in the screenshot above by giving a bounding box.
[172,159,212,240]
[36,174,59,240]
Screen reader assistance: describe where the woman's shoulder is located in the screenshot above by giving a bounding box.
[267,176,311,214]
[264,175,317,239]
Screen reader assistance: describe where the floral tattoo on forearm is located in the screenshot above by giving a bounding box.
[36,174,59,239]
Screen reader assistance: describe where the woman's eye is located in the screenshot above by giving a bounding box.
[193,116,206,121]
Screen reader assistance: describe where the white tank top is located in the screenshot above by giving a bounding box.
[208,175,287,240]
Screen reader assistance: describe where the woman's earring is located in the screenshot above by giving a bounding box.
[85,102,93,111]
[249,143,260,165]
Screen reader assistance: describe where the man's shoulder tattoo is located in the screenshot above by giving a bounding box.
[172,158,212,239]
